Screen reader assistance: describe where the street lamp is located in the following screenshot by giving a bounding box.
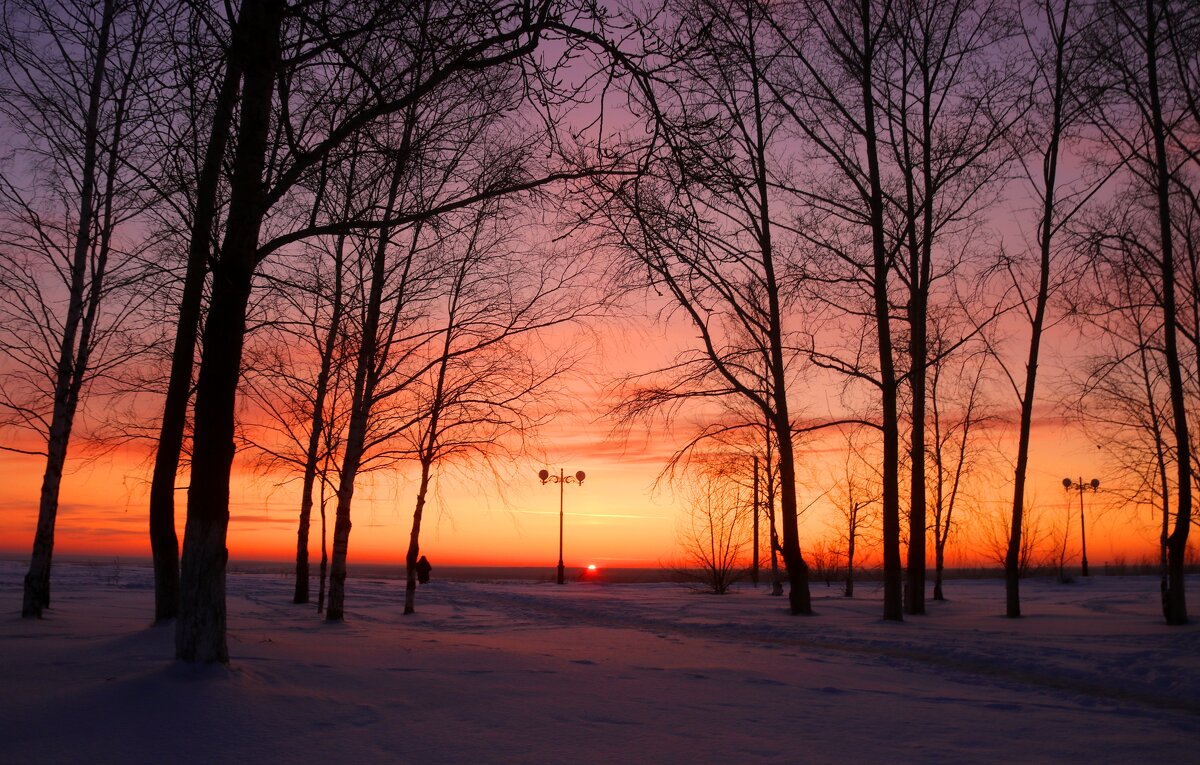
[1062,477,1100,577]
[538,468,585,584]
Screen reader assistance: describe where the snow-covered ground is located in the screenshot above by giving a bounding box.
[1,560,1197,764]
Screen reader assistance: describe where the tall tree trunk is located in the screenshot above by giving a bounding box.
[775,419,811,614]
[933,533,946,601]
[148,37,243,624]
[318,482,330,613]
[764,433,783,596]
[404,300,453,615]
[859,0,903,622]
[293,227,348,604]
[878,376,903,622]
[175,0,284,663]
[931,370,946,603]
[767,323,811,610]
[900,47,933,617]
[1137,339,1172,611]
[325,408,367,622]
[748,35,811,614]
[1007,0,1072,619]
[22,0,115,618]
[404,459,433,615]
[751,456,760,586]
[1144,0,1191,626]
[325,154,409,623]
[905,265,929,615]
[933,363,974,602]
[933,496,947,601]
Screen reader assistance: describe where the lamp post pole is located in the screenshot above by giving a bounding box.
[1062,477,1099,577]
[557,469,565,584]
[539,468,585,585]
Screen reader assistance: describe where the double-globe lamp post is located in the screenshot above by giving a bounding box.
[539,468,585,584]
[1062,477,1099,577]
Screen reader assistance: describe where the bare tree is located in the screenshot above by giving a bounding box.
[240,213,357,606]
[1086,0,1197,624]
[598,0,819,614]
[979,499,1045,577]
[285,217,353,607]
[143,0,243,623]
[0,0,160,617]
[766,0,1026,621]
[397,207,599,615]
[992,0,1105,619]
[174,0,286,662]
[170,0,624,660]
[674,456,753,594]
[1075,190,1197,613]
[1138,0,1195,625]
[807,538,844,588]
[322,72,534,622]
[827,432,880,598]
[879,0,1022,616]
[324,147,435,624]
[767,0,906,620]
[928,336,990,600]
[1048,487,1077,581]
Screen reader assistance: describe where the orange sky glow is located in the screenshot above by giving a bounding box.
[0,372,1172,573]
[0,5,1184,581]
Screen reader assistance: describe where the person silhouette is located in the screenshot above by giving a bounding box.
[416,555,432,584]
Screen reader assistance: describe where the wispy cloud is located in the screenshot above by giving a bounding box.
[511,509,669,520]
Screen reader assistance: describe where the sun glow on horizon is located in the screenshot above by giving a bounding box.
[0,408,1181,575]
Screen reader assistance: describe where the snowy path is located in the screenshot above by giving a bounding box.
[449,580,1200,715]
[1,561,1197,764]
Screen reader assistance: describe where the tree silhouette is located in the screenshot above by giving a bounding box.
[597,0,817,614]
[674,456,754,595]
[766,0,906,620]
[1086,0,1197,624]
[398,209,598,614]
[991,0,1105,619]
[880,0,1021,615]
[166,0,628,659]
[143,0,245,623]
[0,0,160,618]
[928,333,990,601]
[826,429,881,598]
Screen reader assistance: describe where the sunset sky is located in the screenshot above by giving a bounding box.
[0,316,1168,572]
[0,0,1188,582]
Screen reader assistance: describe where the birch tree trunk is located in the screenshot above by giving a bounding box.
[1008,0,1073,619]
[325,156,408,623]
[176,0,284,662]
[858,0,905,623]
[293,213,350,604]
[22,0,116,618]
[148,35,243,624]
[404,459,434,615]
[1142,0,1192,626]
